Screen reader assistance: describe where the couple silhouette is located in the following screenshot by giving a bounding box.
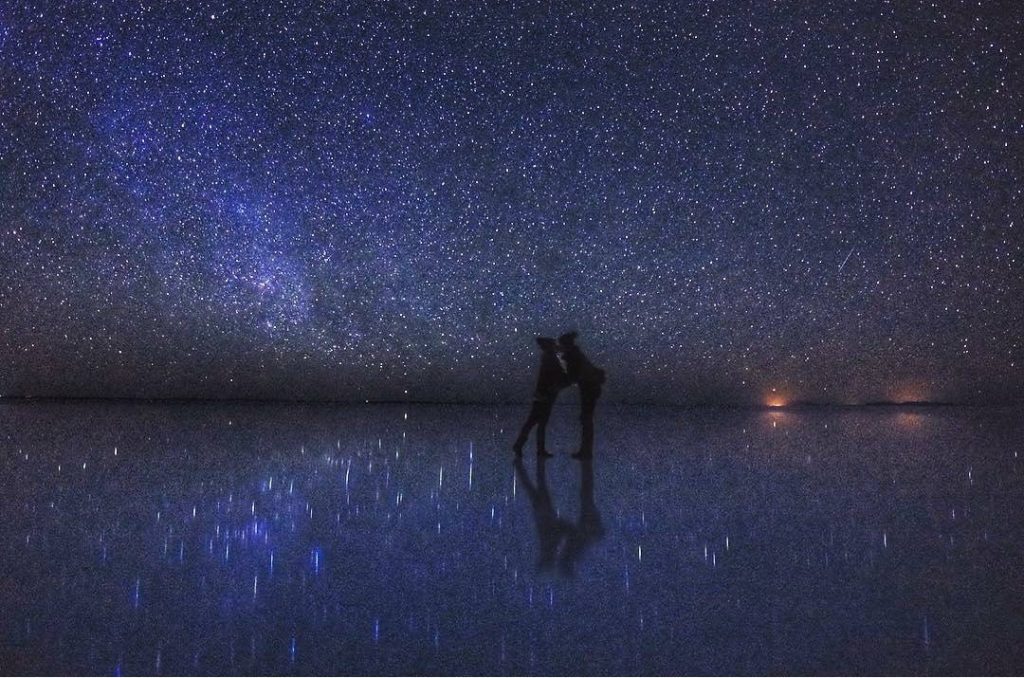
[513,331,606,460]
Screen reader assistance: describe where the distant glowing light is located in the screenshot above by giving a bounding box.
[765,388,786,408]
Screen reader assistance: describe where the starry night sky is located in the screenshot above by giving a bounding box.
[0,1,1021,404]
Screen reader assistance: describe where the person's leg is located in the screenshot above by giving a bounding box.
[514,402,541,455]
[576,388,598,458]
[535,400,553,456]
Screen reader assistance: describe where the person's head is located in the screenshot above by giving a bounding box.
[557,331,578,351]
[535,336,558,353]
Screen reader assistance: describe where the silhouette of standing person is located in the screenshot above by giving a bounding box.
[558,331,605,459]
[514,457,570,571]
[559,459,605,577]
[513,336,569,458]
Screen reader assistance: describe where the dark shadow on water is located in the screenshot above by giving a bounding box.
[513,457,570,571]
[514,456,605,577]
[559,459,605,577]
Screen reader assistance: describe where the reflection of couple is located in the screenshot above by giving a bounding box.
[514,457,605,576]
[513,331,606,460]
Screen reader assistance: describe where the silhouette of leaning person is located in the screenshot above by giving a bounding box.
[514,456,570,571]
[558,331,606,459]
[513,336,570,458]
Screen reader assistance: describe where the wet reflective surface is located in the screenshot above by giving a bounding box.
[2,402,1023,675]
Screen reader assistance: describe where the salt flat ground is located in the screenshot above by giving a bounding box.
[1,401,1022,675]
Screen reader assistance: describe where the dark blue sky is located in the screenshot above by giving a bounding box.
[0,1,1021,403]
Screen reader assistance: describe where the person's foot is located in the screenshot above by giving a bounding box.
[537,449,554,458]
[571,451,593,460]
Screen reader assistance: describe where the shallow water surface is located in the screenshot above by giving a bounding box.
[1,401,1023,675]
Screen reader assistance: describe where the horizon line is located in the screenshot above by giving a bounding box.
[0,394,1020,409]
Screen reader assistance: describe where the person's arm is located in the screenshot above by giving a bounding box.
[561,351,580,385]
[554,361,572,389]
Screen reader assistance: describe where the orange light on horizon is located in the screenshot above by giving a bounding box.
[891,383,932,404]
[765,387,786,408]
